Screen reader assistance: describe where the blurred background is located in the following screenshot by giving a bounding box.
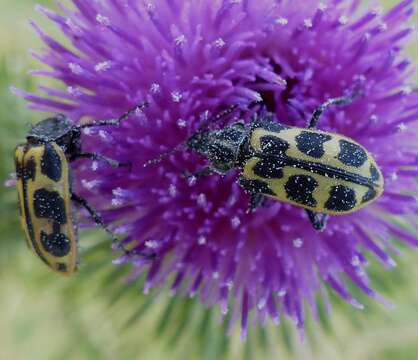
[0,1,417,359]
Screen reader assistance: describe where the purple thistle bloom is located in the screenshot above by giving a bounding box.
[14,0,418,338]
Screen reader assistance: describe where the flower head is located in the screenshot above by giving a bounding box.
[14,0,418,338]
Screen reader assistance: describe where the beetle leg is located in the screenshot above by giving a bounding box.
[70,152,121,167]
[308,94,358,129]
[306,209,328,231]
[247,193,266,213]
[237,176,267,213]
[182,167,213,180]
[78,101,149,129]
[70,193,117,241]
[71,193,155,259]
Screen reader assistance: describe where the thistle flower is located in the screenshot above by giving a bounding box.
[14,0,418,338]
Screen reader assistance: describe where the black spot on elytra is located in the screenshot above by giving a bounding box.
[370,164,380,182]
[259,135,289,155]
[40,230,71,257]
[33,189,67,224]
[337,140,368,168]
[252,119,289,133]
[325,185,357,211]
[56,263,68,272]
[253,157,284,179]
[15,154,23,179]
[284,175,318,207]
[24,158,36,181]
[238,177,276,196]
[362,188,377,203]
[295,131,332,158]
[41,143,62,182]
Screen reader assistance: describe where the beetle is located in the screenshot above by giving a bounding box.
[14,103,148,275]
[183,94,384,231]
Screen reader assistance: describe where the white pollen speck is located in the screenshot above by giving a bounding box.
[213,38,226,48]
[349,298,365,310]
[91,161,99,171]
[200,110,210,121]
[277,289,287,297]
[187,176,197,186]
[96,14,110,26]
[174,34,187,46]
[275,17,288,25]
[145,240,159,249]
[168,184,177,197]
[318,2,327,11]
[171,91,183,102]
[388,258,397,267]
[65,19,81,34]
[111,198,123,206]
[338,15,349,25]
[67,86,83,97]
[150,83,161,94]
[221,304,228,315]
[397,122,407,132]
[198,235,207,245]
[378,22,388,31]
[95,61,112,72]
[254,92,263,102]
[212,272,219,279]
[98,130,108,139]
[230,0,241,4]
[112,187,123,196]
[370,114,379,123]
[197,193,207,207]
[293,238,303,248]
[304,19,313,28]
[351,256,361,267]
[363,32,371,41]
[390,172,398,181]
[401,85,412,95]
[257,298,267,310]
[81,179,100,189]
[69,63,83,74]
[231,216,241,229]
[177,118,187,128]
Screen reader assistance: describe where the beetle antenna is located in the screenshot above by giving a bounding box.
[144,141,186,167]
[198,99,262,130]
[79,101,149,129]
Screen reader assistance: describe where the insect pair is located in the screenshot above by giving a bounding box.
[16,92,384,275]
[14,103,151,275]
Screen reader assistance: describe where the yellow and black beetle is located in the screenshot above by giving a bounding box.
[14,103,148,275]
[184,94,384,231]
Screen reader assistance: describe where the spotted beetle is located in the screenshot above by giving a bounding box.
[15,103,148,275]
[184,94,384,231]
